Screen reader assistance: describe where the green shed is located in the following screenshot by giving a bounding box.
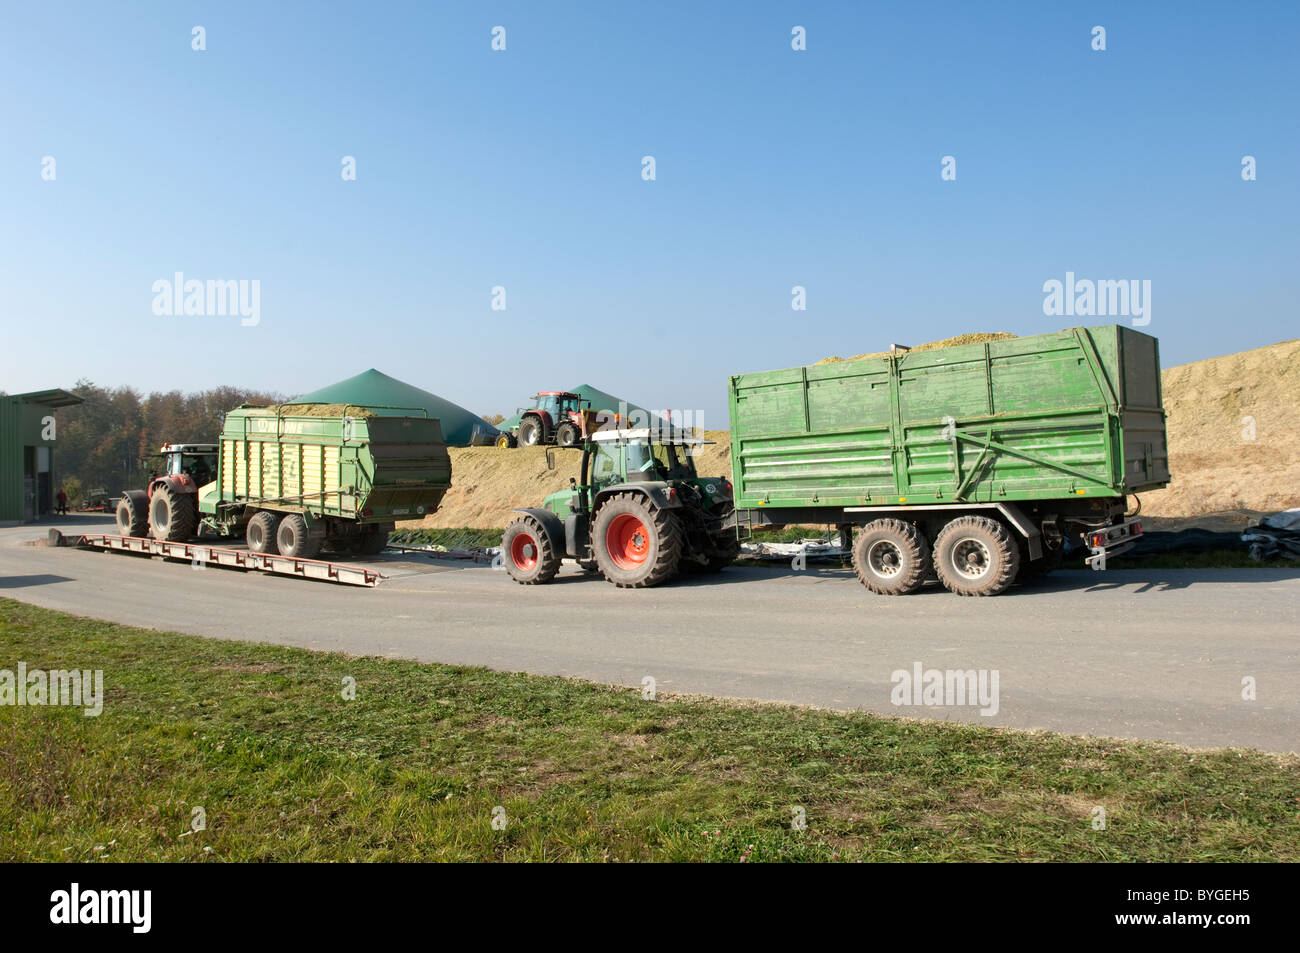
[0,388,84,523]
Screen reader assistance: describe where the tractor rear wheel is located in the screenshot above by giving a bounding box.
[932,516,1019,596]
[245,511,281,554]
[501,516,562,584]
[276,514,321,559]
[852,518,930,595]
[592,493,682,588]
[116,490,149,538]
[519,417,544,446]
[148,485,198,542]
[555,422,580,447]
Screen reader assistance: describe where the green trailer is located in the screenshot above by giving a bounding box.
[117,403,452,560]
[727,325,1170,595]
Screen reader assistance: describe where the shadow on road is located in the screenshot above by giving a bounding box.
[0,574,74,589]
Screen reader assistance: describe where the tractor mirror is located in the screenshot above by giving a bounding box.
[545,450,555,471]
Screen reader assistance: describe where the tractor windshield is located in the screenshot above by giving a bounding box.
[652,443,697,479]
[172,452,216,485]
[623,440,695,481]
[591,442,622,487]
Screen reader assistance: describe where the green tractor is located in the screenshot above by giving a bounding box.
[501,429,739,588]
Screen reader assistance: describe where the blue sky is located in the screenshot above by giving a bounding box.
[2,1,1296,428]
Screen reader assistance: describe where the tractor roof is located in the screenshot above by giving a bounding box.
[534,391,580,398]
[590,428,714,445]
[160,442,218,453]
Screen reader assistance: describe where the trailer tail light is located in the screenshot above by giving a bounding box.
[362,509,373,517]
[1132,522,1142,536]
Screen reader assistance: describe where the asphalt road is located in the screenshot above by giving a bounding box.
[2,515,1297,753]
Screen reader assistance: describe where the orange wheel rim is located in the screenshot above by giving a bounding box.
[511,533,538,570]
[606,514,651,570]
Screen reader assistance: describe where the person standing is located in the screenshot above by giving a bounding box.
[56,488,68,516]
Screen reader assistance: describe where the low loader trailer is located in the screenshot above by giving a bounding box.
[725,324,1170,596]
[53,530,385,587]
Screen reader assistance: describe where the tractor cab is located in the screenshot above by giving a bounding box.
[157,443,218,488]
[543,428,731,525]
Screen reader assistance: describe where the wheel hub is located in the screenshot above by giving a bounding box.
[951,538,991,579]
[867,539,903,578]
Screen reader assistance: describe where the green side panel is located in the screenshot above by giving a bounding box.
[216,407,452,523]
[729,325,1170,510]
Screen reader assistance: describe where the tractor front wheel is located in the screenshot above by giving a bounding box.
[555,422,580,447]
[501,516,562,584]
[592,493,682,588]
[116,490,149,538]
[495,432,517,449]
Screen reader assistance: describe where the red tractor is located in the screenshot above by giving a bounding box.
[115,442,218,541]
[498,392,596,448]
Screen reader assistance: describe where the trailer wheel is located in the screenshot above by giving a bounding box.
[245,511,281,555]
[593,493,682,588]
[148,485,198,542]
[852,518,930,595]
[933,516,1019,596]
[519,416,544,446]
[276,514,322,559]
[116,491,149,538]
[555,422,580,447]
[501,516,562,584]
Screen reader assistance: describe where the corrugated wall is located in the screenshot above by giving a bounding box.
[0,398,24,520]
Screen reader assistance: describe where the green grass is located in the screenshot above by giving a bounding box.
[4,597,1295,862]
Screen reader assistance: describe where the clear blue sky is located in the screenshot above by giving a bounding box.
[2,1,1296,429]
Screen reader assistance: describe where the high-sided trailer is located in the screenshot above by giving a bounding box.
[725,325,1171,595]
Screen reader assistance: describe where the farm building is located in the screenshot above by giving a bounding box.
[0,388,84,523]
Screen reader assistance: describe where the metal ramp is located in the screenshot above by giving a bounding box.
[53,532,384,587]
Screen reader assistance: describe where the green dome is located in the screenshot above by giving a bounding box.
[292,369,500,447]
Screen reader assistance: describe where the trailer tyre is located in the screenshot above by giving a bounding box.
[276,514,322,559]
[116,491,149,538]
[593,493,682,588]
[148,484,198,542]
[852,518,930,595]
[501,516,562,584]
[933,516,1019,597]
[245,511,281,555]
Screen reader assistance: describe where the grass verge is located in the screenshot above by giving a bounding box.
[2,597,1296,862]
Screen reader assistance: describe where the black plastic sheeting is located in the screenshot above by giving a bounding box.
[1123,530,1245,557]
[1241,524,1300,561]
